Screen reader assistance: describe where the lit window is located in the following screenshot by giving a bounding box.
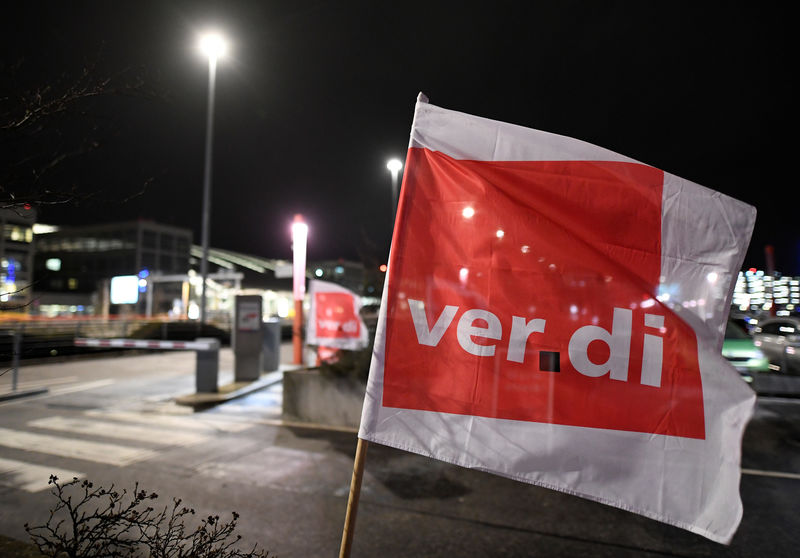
[10,227,24,242]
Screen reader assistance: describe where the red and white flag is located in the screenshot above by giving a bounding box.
[306,279,369,351]
[359,94,756,543]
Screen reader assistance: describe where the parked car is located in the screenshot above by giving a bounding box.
[752,316,800,374]
[722,319,770,382]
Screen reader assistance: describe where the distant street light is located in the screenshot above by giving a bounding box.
[386,158,403,222]
[291,214,308,365]
[197,31,228,326]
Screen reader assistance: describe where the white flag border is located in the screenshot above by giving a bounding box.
[359,96,757,544]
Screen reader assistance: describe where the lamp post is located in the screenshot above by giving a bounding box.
[386,158,403,223]
[291,214,308,364]
[198,31,228,326]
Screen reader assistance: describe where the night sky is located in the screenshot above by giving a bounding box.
[2,1,795,273]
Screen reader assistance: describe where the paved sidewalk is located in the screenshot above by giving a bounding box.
[0,534,44,557]
[1,349,799,557]
[173,366,288,407]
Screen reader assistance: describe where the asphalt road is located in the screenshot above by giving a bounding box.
[0,349,799,557]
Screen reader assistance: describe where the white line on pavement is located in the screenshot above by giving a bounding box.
[84,409,253,433]
[0,379,116,407]
[0,457,84,492]
[0,376,79,391]
[756,397,800,405]
[741,468,800,480]
[48,379,116,395]
[28,416,209,447]
[0,427,157,466]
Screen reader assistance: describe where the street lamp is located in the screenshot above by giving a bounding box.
[197,31,228,326]
[291,214,308,364]
[386,158,403,222]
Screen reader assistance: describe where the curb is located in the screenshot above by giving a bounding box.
[0,387,49,403]
[174,368,289,408]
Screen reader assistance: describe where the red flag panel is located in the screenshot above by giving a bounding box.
[314,291,363,339]
[382,148,705,439]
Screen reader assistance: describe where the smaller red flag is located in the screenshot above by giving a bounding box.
[306,280,369,351]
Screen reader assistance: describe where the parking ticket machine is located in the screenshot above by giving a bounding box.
[234,295,263,381]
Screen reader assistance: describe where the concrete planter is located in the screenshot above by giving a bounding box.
[282,368,366,429]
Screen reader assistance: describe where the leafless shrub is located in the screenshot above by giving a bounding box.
[25,476,275,558]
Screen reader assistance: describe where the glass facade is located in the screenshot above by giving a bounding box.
[34,221,192,294]
[32,221,192,316]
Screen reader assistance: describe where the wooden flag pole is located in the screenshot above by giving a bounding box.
[339,437,369,558]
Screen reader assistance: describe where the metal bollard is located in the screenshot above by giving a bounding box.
[195,337,220,393]
[8,330,21,392]
[262,318,281,371]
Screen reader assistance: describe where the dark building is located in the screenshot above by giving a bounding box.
[25,218,375,323]
[310,259,371,295]
[33,220,192,316]
[0,207,36,310]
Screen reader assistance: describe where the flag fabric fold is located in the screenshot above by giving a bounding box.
[358,94,756,543]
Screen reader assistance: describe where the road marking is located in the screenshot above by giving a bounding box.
[0,457,84,492]
[0,376,79,391]
[0,379,116,407]
[742,468,800,480]
[84,410,252,433]
[48,379,116,395]
[28,416,209,447]
[757,396,800,405]
[0,427,157,466]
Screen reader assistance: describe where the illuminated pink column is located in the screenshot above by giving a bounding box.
[291,214,308,364]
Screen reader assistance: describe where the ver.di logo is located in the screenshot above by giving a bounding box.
[409,299,667,387]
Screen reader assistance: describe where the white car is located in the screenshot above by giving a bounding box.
[752,316,800,374]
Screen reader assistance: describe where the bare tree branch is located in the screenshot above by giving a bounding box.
[1,54,160,211]
[25,476,276,558]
